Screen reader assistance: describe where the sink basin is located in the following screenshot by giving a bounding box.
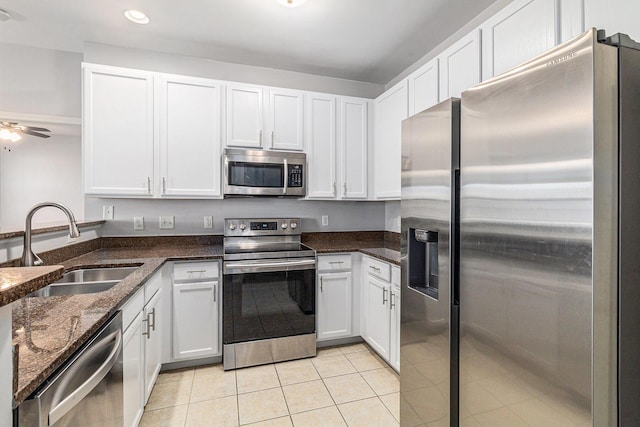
[55,266,139,284]
[27,266,139,297]
[29,281,120,297]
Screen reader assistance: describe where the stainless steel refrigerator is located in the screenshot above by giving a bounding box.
[401,28,640,426]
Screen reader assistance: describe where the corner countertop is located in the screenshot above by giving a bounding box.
[0,266,64,308]
[12,244,223,407]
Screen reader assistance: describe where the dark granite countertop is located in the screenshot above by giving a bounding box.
[0,266,64,308]
[12,243,223,406]
[10,231,399,406]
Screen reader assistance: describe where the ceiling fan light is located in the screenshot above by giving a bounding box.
[0,129,11,141]
[276,0,308,8]
[124,9,149,24]
[10,132,21,143]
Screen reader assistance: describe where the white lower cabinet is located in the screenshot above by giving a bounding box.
[362,257,400,372]
[143,288,162,403]
[172,281,219,359]
[121,269,163,426]
[389,266,401,372]
[123,311,144,427]
[365,275,391,360]
[317,271,352,340]
[316,254,359,341]
[171,261,221,361]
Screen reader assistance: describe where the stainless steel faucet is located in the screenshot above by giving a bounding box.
[21,202,81,267]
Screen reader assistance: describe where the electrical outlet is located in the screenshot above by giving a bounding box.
[133,217,144,230]
[159,216,175,229]
[321,215,329,227]
[103,205,114,220]
[204,216,213,229]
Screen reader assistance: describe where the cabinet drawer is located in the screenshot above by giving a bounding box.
[366,257,391,282]
[173,261,219,282]
[317,254,352,271]
[122,288,144,331]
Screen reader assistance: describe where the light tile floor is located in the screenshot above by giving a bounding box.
[141,343,400,427]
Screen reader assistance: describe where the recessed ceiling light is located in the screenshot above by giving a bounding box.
[124,9,149,24]
[276,0,308,8]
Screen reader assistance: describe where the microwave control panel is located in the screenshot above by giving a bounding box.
[288,164,304,188]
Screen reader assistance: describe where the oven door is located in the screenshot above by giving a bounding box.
[223,259,316,346]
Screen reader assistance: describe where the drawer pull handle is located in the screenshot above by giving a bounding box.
[329,261,344,264]
[186,270,206,274]
[320,276,323,292]
[369,265,381,272]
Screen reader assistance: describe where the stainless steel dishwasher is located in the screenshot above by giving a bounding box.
[18,312,123,426]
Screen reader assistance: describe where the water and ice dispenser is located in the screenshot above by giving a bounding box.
[408,228,439,299]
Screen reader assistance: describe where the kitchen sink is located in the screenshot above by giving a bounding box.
[55,266,139,284]
[29,281,120,297]
[28,266,139,297]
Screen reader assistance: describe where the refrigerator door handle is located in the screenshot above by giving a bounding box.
[452,168,461,306]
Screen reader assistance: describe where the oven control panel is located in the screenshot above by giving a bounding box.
[225,218,301,236]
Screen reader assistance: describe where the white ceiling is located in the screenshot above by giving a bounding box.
[0,0,499,84]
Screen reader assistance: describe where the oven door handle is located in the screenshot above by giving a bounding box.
[224,258,316,274]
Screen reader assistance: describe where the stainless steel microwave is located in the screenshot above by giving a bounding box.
[223,148,306,197]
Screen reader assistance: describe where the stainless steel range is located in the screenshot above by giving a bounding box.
[223,218,316,370]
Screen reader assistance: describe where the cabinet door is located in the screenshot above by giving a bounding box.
[317,272,353,340]
[408,58,439,116]
[123,312,144,427]
[159,75,222,197]
[268,89,304,151]
[226,84,264,148]
[341,97,368,199]
[389,286,401,373]
[439,29,482,99]
[373,81,407,200]
[172,281,219,359]
[144,289,162,404]
[83,64,154,196]
[306,93,337,198]
[481,0,557,79]
[365,276,391,361]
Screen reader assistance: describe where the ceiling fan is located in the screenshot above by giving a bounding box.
[0,121,51,142]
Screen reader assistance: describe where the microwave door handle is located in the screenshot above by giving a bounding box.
[283,159,288,195]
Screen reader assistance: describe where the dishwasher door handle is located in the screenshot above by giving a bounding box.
[48,329,122,425]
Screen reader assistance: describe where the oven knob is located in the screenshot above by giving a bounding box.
[281,223,288,230]
[240,223,247,231]
[290,222,298,229]
[229,223,236,230]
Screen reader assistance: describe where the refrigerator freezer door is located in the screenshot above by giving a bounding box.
[459,29,617,425]
[401,98,459,426]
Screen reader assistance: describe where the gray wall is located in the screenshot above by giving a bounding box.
[85,198,386,236]
[84,42,383,99]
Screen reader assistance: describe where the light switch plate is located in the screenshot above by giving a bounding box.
[133,217,144,230]
[204,216,213,229]
[159,216,175,229]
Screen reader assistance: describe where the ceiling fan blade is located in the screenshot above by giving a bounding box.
[21,129,51,138]
[20,126,51,132]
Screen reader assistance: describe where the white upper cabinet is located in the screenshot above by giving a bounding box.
[340,97,368,199]
[481,0,558,79]
[408,58,440,116]
[158,75,222,198]
[268,89,305,151]
[373,80,408,200]
[83,64,155,196]
[226,83,265,149]
[439,29,482,99]
[306,93,337,198]
[560,0,585,42]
